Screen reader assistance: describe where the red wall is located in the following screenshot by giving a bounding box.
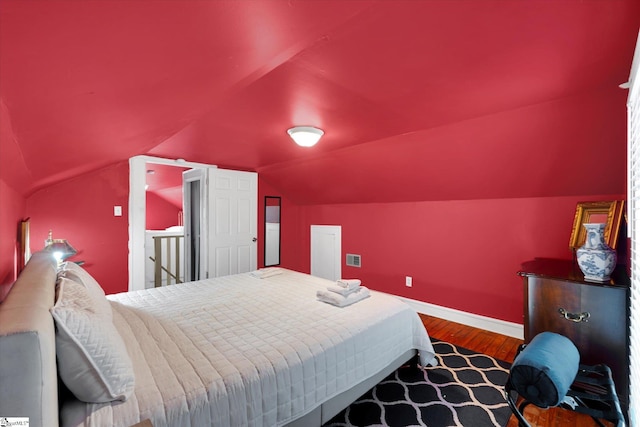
[146,191,181,230]
[0,179,26,299]
[288,194,626,324]
[0,98,29,298]
[26,161,130,295]
[256,177,627,324]
[19,165,626,324]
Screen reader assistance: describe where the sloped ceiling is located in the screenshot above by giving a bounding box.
[1,0,638,204]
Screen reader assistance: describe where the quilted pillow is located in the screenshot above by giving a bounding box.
[58,262,111,318]
[51,277,135,402]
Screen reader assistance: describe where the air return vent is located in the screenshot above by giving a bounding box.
[346,253,361,267]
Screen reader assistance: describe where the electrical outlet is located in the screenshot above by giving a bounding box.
[405,276,412,287]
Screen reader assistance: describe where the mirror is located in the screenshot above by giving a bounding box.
[264,196,281,266]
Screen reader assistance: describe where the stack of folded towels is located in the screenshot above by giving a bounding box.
[316,279,370,307]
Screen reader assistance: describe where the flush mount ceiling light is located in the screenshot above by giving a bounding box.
[287,126,324,147]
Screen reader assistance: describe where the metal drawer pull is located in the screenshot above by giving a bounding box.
[558,308,590,323]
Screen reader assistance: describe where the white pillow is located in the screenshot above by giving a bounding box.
[58,262,111,319]
[51,277,134,402]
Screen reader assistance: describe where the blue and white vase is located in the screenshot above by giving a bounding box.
[576,223,617,282]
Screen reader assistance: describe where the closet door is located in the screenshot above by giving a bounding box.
[208,168,257,277]
[311,225,342,281]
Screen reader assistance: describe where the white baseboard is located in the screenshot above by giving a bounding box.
[394,295,524,340]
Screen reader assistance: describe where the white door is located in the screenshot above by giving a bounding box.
[183,168,208,281]
[208,168,257,277]
[311,225,342,281]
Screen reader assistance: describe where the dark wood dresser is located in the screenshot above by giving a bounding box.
[518,258,630,409]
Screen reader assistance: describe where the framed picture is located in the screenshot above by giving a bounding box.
[569,200,625,250]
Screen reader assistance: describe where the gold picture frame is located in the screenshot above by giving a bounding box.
[569,200,625,250]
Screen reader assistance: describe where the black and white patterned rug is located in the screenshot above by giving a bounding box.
[324,341,512,427]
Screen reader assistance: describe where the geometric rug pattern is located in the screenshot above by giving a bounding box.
[324,341,512,427]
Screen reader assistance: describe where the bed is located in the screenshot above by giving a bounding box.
[0,252,436,427]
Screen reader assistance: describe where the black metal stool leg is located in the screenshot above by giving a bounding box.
[505,379,532,427]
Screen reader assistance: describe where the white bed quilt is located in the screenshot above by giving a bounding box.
[61,269,436,427]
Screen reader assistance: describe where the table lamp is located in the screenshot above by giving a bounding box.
[43,230,77,264]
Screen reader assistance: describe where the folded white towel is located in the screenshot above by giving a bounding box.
[327,284,360,296]
[317,286,370,307]
[250,267,283,279]
[335,279,361,290]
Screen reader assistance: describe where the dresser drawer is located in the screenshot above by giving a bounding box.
[524,276,628,407]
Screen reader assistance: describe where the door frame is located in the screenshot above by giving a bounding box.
[128,155,216,292]
[183,168,209,282]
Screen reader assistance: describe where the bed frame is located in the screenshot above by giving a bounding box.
[0,252,58,427]
[0,253,416,427]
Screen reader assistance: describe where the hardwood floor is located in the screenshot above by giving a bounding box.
[419,314,615,427]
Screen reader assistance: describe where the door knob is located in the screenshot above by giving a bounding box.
[252,237,257,242]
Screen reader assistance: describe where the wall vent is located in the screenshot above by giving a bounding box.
[346,253,361,267]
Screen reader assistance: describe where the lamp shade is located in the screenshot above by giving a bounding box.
[287,126,324,147]
[44,231,77,263]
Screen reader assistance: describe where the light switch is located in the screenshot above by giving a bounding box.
[114,206,122,217]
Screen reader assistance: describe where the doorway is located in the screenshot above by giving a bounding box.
[129,156,214,292]
[129,156,258,291]
[143,163,190,288]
